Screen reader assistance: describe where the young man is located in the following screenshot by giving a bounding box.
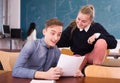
[12,18,63,80]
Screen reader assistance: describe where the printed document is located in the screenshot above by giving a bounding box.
[57,54,85,76]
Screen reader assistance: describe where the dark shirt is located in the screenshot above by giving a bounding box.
[57,22,117,55]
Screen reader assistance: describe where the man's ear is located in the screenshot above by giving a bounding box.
[42,29,46,35]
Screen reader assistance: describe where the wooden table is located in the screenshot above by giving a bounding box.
[108,52,120,59]
[0,71,120,83]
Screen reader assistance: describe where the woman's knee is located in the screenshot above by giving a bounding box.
[95,39,107,49]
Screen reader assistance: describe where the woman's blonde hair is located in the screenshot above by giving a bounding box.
[79,4,95,20]
[69,4,95,37]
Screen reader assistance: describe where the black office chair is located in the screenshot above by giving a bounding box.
[10,28,23,50]
[3,25,11,38]
[10,28,22,39]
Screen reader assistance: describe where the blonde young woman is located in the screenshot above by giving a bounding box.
[57,4,117,76]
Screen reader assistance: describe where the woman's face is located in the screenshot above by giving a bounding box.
[76,12,92,29]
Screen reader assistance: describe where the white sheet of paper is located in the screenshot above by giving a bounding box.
[30,79,55,83]
[57,54,85,76]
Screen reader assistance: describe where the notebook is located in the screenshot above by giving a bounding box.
[30,79,55,83]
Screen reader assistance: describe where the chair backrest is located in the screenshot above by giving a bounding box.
[11,28,22,39]
[85,65,120,79]
[60,48,73,56]
[0,70,8,75]
[3,25,11,38]
[0,50,19,71]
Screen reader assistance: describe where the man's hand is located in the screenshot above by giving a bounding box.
[35,67,63,80]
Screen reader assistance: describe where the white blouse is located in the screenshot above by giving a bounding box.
[27,29,37,41]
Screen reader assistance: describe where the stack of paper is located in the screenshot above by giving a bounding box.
[57,54,85,76]
[30,79,55,83]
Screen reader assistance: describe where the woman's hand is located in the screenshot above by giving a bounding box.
[87,34,96,44]
[74,69,84,77]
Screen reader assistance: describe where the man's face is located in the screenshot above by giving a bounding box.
[43,25,62,47]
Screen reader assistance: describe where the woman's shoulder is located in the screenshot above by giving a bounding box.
[92,22,103,26]
[91,22,105,29]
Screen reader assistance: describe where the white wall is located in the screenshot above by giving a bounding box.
[0,0,22,50]
[2,0,20,28]
[8,0,20,28]
[0,0,2,31]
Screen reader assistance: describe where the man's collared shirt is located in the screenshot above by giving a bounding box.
[12,37,60,78]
